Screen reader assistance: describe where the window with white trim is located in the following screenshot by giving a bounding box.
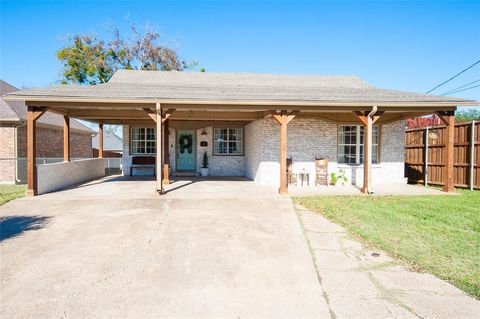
[131,127,156,154]
[214,128,243,155]
[338,125,379,164]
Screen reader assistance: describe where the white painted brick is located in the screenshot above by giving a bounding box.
[123,119,406,186]
[123,125,244,176]
[37,158,104,194]
[245,118,406,187]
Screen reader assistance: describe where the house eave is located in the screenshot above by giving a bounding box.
[3,96,476,113]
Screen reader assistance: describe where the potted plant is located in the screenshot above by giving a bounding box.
[330,169,347,186]
[200,151,209,176]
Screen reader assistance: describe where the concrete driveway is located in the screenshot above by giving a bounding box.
[1,176,479,318]
[0,177,328,318]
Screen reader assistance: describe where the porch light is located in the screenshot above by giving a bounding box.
[201,129,208,136]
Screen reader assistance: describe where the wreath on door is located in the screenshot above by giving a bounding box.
[179,134,193,154]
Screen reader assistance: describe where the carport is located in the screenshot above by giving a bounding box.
[3,70,475,196]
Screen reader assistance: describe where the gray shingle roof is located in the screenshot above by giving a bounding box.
[4,70,476,105]
[1,80,93,132]
[92,131,123,151]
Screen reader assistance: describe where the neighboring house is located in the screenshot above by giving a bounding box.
[0,80,93,183]
[5,70,475,196]
[92,131,123,157]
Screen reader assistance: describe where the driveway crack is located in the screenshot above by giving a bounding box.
[293,201,336,319]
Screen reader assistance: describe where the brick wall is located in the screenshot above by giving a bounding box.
[123,124,245,176]
[245,118,337,186]
[245,118,406,187]
[122,119,406,186]
[0,126,16,182]
[195,126,244,176]
[0,124,92,183]
[17,126,92,158]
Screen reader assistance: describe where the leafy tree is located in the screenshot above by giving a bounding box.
[455,108,480,122]
[57,23,196,84]
[57,35,115,85]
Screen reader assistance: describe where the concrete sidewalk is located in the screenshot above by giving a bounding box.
[296,204,480,319]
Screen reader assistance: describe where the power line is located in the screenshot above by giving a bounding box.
[441,79,480,95]
[426,59,480,94]
[442,84,480,96]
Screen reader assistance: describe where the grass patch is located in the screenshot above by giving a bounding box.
[0,184,26,206]
[294,190,480,299]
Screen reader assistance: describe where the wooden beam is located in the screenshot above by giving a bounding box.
[362,115,373,194]
[98,124,104,158]
[353,111,368,125]
[143,108,157,123]
[286,110,299,124]
[26,106,48,196]
[156,103,164,194]
[63,116,70,162]
[32,107,48,121]
[437,111,456,192]
[372,111,384,123]
[269,110,296,194]
[272,112,283,125]
[354,108,384,194]
[162,109,176,123]
[435,111,450,126]
[279,111,288,194]
[163,119,170,185]
[26,106,38,196]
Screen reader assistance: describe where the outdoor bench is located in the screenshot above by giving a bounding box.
[130,156,156,176]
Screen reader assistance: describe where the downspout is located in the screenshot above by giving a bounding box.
[366,106,377,194]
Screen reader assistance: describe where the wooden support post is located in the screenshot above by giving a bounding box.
[26,106,47,197]
[98,123,104,158]
[279,111,288,194]
[272,110,296,194]
[424,126,429,186]
[445,114,455,193]
[470,121,476,191]
[156,103,164,194]
[354,108,382,194]
[436,111,456,192]
[163,119,170,184]
[362,116,373,194]
[26,106,37,197]
[63,116,70,162]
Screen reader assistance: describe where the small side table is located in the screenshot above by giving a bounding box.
[298,172,310,187]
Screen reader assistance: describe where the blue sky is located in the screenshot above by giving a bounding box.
[1,0,479,109]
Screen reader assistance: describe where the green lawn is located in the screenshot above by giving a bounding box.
[294,190,480,299]
[0,184,26,206]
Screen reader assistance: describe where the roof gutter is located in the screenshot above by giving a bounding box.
[3,95,478,107]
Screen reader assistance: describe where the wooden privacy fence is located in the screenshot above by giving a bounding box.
[405,121,479,190]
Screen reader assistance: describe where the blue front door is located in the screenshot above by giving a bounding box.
[176,130,196,171]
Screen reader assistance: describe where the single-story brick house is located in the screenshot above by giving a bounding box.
[3,70,476,196]
[0,80,93,183]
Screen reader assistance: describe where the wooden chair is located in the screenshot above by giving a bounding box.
[287,157,298,185]
[315,157,329,186]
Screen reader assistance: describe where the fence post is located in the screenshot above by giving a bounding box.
[471,121,476,191]
[424,126,429,186]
